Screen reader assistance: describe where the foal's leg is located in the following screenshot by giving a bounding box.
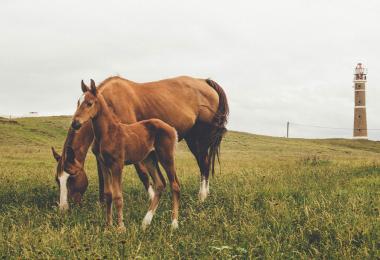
[139,158,166,230]
[156,138,180,229]
[111,162,125,232]
[145,152,167,198]
[101,163,113,226]
[96,157,105,203]
[134,162,154,200]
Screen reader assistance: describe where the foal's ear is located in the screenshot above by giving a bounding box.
[90,79,97,96]
[81,80,89,93]
[66,146,76,163]
[51,147,61,162]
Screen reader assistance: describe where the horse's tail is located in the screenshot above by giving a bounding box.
[205,79,229,176]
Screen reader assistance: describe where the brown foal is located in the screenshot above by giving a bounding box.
[72,80,180,231]
[51,121,156,211]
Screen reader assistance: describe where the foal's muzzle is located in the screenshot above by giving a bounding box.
[71,120,82,130]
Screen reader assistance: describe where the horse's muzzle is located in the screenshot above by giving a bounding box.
[71,120,82,130]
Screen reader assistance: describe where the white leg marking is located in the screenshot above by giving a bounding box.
[59,171,70,211]
[142,210,154,230]
[171,219,179,230]
[199,178,208,202]
[148,185,155,201]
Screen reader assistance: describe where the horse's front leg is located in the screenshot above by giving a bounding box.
[92,141,105,203]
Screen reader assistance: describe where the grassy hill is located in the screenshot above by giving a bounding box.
[0,116,379,258]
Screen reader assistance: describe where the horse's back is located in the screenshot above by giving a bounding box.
[99,76,219,136]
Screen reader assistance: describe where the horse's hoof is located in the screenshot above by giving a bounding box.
[59,203,69,212]
[198,192,208,202]
[171,219,178,230]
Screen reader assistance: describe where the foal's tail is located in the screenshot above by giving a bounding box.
[205,79,229,176]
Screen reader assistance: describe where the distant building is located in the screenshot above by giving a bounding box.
[353,63,367,139]
[29,112,39,117]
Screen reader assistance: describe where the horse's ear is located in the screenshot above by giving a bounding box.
[51,147,61,162]
[90,79,97,96]
[81,80,89,93]
[66,146,76,163]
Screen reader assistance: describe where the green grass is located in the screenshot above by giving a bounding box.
[0,117,379,259]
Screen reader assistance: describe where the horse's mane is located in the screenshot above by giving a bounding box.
[97,91,122,124]
[96,76,132,124]
[59,127,76,172]
[97,76,120,90]
[97,76,134,91]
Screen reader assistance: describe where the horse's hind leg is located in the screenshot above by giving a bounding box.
[185,131,210,202]
[139,157,166,230]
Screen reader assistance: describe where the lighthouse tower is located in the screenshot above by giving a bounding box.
[353,63,368,139]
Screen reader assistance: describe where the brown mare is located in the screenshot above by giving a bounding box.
[72,80,179,231]
[51,123,92,210]
[52,75,228,210]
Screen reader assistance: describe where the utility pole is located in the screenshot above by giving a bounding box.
[286,121,290,138]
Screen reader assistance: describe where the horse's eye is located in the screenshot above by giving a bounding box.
[87,102,93,107]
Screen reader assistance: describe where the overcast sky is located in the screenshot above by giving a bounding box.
[1,0,380,139]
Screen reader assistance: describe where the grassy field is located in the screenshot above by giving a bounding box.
[0,116,379,259]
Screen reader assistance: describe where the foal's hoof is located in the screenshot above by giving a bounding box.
[171,219,179,230]
[117,225,126,233]
[141,219,151,231]
[141,211,154,231]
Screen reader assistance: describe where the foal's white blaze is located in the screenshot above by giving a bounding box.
[199,178,208,202]
[142,210,154,230]
[148,185,155,201]
[59,171,70,211]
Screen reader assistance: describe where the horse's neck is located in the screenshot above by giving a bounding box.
[71,122,94,163]
[62,124,93,167]
[92,95,119,141]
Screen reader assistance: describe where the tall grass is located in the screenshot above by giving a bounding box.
[0,117,379,258]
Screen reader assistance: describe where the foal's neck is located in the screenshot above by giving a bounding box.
[91,94,119,141]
